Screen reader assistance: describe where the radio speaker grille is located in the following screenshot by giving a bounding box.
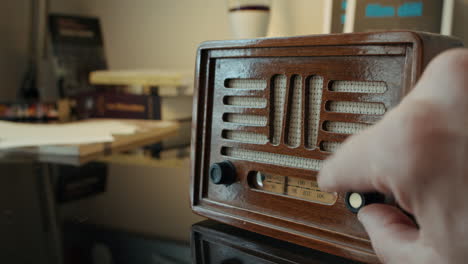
[225,79,267,90]
[225,113,267,126]
[324,121,370,134]
[321,142,341,152]
[287,75,303,147]
[271,75,287,145]
[223,130,268,144]
[221,77,386,166]
[330,81,387,93]
[307,76,324,149]
[223,147,323,170]
[225,96,267,108]
[327,101,386,115]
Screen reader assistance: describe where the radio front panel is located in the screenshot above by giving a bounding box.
[191,32,462,263]
[208,54,405,238]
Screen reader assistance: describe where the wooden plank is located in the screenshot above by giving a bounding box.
[89,70,183,86]
[1,119,179,166]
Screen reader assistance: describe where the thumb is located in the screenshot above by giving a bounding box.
[358,204,419,263]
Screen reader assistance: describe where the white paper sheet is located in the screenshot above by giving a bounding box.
[0,120,138,149]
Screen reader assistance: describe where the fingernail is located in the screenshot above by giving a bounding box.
[357,210,366,223]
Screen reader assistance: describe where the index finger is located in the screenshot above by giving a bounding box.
[318,48,468,194]
[317,116,394,194]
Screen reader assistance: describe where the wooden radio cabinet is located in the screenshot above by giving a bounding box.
[190,32,462,263]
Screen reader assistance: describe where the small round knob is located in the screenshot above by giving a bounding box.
[209,161,236,185]
[345,192,386,213]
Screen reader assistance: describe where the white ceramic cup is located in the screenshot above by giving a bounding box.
[228,0,271,39]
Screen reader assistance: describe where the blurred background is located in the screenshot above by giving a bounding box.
[0,0,466,263]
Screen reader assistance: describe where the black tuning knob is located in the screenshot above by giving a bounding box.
[345,192,386,213]
[209,161,236,185]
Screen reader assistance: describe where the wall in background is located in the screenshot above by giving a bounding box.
[1,0,464,242]
[49,0,231,71]
[453,0,468,44]
[0,0,31,100]
[49,0,325,71]
[51,0,327,242]
[3,0,465,242]
[1,0,465,101]
[0,0,326,243]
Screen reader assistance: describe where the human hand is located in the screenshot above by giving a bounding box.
[318,49,468,264]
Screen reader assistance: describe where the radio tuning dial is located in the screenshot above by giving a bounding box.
[209,161,236,185]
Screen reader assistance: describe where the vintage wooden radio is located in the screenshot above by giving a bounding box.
[190,32,462,263]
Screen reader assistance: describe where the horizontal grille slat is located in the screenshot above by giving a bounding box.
[224,96,267,108]
[224,113,267,126]
[321,141,341,153]
[327,101,385,115]
[225,79,267,90]
[223,131,268,144]
[330,81,387,93]
[223,147,323,171]
[324,121,371,134]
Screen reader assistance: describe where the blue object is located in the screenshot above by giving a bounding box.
[365,4,395,17]
[398,2,423,17]
[341,0,347,10]
[341,14,346,24]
